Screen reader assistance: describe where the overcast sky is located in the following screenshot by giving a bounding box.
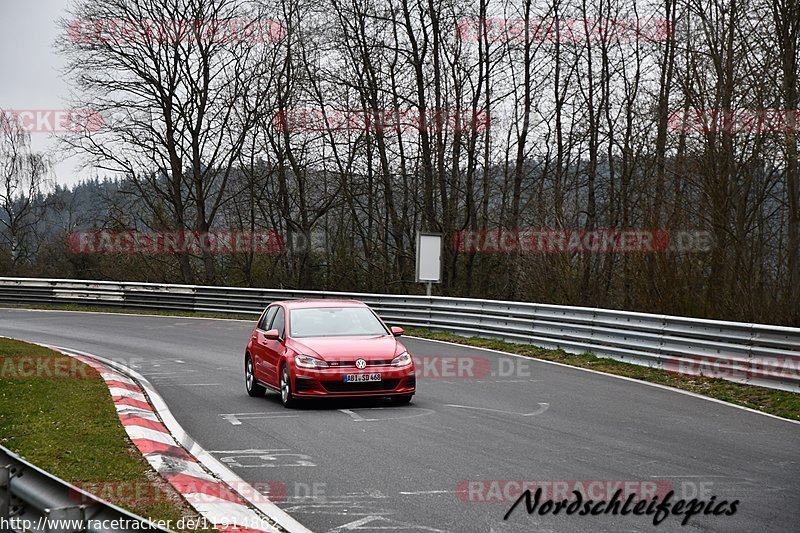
[0,1,94,188]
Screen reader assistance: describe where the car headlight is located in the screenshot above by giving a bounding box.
[295,354,329,369]
[391,351,412,367]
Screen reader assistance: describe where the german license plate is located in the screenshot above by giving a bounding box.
[344,373,381,382]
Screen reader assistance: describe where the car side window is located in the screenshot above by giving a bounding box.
[270,307,286,338]
[258,306,278,331]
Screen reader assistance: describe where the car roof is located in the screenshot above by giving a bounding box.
[274,299,368,310]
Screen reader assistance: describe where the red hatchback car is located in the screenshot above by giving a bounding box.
[244,299,416,407]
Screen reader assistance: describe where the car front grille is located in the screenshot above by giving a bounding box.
[327,360,394,368]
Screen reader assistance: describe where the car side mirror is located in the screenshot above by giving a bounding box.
[263,329,281,340]
[390,326,404,337]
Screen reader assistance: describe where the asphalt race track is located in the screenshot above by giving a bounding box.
[2,308,798,533]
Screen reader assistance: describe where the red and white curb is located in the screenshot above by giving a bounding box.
[44,344,312,533]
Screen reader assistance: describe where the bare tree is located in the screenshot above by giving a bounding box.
[58,0,275,282]
[0,111,50,268]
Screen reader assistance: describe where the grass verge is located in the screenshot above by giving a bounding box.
[0,337,215,532]
[403,327,800,422]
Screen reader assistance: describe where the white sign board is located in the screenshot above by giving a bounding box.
[416,232,442,282]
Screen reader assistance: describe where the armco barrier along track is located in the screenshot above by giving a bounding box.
[0,444,169,533]
[1,277,798,392]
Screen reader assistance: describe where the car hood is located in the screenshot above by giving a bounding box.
[290,335,403,361]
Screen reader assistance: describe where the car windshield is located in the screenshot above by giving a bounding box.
[290,307,389,338]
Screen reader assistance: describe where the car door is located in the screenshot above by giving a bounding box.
[252,305,278,383]
[260,306,286,386]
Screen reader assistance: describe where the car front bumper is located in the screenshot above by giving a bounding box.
[291,364,416,398]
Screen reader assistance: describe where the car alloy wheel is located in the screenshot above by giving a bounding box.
[245,355,266,397]
[280,367,296,407]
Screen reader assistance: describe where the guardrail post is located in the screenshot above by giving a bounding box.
[746,323,756,382]
[426,294,432,328]
[0,463,11,521]
[657,315,667,371]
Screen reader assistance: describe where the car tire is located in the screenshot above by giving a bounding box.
[245,355,266,397]
[280,366,296,408]
[392,394,413,405]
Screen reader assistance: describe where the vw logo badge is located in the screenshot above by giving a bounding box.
[355,358,367,369]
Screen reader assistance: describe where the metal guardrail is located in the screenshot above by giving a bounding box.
[1,277,798,392]
[0,445,168,533]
